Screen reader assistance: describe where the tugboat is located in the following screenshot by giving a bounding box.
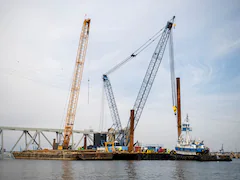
[175,115,209,155]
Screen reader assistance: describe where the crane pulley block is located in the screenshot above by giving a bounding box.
[173,106,177,113]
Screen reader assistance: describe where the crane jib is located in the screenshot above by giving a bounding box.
[124,18,175,145]
[103,74,123,142]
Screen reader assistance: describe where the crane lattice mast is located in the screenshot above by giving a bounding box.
[102,30,163,144]
[102,17,176,146]
[63,18,91,149]
[124,16,176,145]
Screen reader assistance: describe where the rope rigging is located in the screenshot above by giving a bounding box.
[105,27,165,75]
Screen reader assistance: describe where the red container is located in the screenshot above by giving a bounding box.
[134,146,141,152]
[158,148,166,153]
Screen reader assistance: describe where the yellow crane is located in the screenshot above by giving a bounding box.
[62,18,91,149]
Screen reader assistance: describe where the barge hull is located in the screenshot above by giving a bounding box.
[12,150,232,161]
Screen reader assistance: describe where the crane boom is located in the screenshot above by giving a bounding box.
[103,75,123,142]
[63,19,91,149]
[102,29,164,143]
[103,75,122,131]
[125,17,175,145]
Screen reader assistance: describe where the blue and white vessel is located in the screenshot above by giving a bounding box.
[175,115,209,155]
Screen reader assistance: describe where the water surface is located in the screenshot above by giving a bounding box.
[0,159,240,180]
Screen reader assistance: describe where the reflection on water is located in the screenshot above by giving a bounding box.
[1,159,239,180]
[172,161,186,180]
[62,161,74,180]
[126,161,137,180]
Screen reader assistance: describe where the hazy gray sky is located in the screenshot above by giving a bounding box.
[0,0,240,151]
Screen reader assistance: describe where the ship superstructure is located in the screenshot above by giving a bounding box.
[175,115,209,155]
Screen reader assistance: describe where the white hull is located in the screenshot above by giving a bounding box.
[176,150,196,156]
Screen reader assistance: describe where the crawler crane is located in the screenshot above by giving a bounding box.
[62,18,91,149]
[103,16,177,145]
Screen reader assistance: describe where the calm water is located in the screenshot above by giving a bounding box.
[0,159,240,180]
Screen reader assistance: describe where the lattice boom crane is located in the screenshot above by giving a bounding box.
[124,16,176,145]
[62,18,91,149]
[102,16,176,146]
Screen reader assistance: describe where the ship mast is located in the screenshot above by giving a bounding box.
[185,115,190,144]
[181,114,192,145]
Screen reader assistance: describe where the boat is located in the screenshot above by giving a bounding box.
[175,115,209,156]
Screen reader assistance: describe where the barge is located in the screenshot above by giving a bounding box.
[12,150,231,161]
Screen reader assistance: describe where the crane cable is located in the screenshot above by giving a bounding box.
[105,27,165,75]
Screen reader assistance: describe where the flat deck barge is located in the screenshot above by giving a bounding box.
[12,150,232,161]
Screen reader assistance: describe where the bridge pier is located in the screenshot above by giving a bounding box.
[72,132,74,150]
[56,132,59,144]
[11,131,24,152]
[40,132,52,148]
[38,131,41,150]
[1,130,3,159]
[74,134,84,150]
[24,131,27,149]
